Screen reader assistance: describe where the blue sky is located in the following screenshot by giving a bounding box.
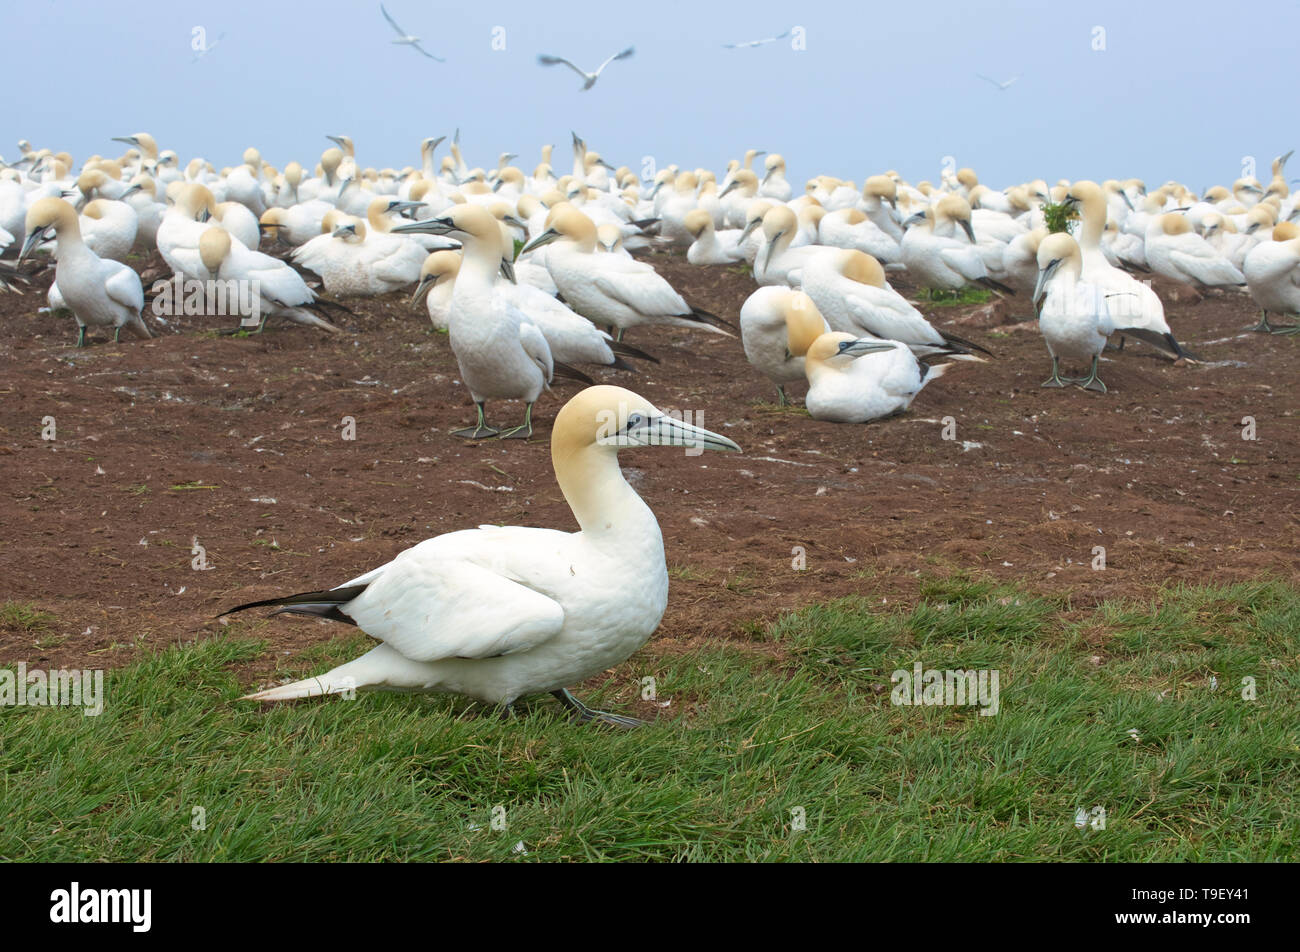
[8,0,1297,191]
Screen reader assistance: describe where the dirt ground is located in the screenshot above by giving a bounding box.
[1,249,1296,686]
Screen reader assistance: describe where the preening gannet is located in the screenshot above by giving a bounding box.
[740,287,829,404]
[223,385,741,727]
[198,227,341,335]
[19,197,150,346]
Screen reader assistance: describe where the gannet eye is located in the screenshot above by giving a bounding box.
[626,413,644,430]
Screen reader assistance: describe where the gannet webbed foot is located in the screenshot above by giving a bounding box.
[1041,356,1067,388]
[498,403,534,440]
[551,689,648,729]
[452,402,499,440]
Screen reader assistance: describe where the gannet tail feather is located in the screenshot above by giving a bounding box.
[1114,326,1199,361]
[552,360,596,386]
[220,583,369,624]
[608,339,660,363]
[976,276,1016,295]
[938,329,994,357]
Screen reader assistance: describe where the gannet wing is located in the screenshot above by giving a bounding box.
[380,4,408,37]
[103,262,144,313]
[594,46,634,75]
[538,55,590,80]
[343,552,566,662]
[411,41,445,62]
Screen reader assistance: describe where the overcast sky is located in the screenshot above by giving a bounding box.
[8,0,1297,191]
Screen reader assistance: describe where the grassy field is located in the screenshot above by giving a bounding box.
[1,576,1295,861]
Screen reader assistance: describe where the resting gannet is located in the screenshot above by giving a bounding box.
[1242,232,1300,334]
[223,385,741,727]
[198,227,341,335]
[803,332,951,423]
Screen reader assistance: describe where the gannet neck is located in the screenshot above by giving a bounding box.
[551,441,652,539]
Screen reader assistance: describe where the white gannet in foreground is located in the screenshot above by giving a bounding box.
[740,287,829,404]
[380,3,445,60]
[393,204,591,439]
[223,385,741,726]
[19,197,150,346]
[519,204,732,341]
[1033,233,1115,391]
[537,46,634,90]
[803,332,951,423]
[1242,231,1300,334]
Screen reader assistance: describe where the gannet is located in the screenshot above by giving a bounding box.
[518,204,732,341]
[759,154,792,202]
[740,287,830,404]
[223,385,741,726]
[1242,232,1300,334]
[198,227,341,335]
[1064,181,1195,359]
[19,198,150,346]
[157,183,220,278]
[1032,233,1115,391]
[410,249,461,330]
[900,200,1015,294]
[391,204,592,439]
[684,209,744,264]
[723,29,791,48]
[1144,213,1246,289]
[976,73,1019,90]
[800,248,990,357]
[380,3,445,60]
[818,208,902,264]
[537,47,634,90]
[803,332,951,423]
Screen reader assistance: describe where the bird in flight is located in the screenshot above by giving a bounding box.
[380,3,445,61]
[537,46,635,90]
[976,73,1020,90]
[723,29,790,49]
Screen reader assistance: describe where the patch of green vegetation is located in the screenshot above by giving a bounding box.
[0,602,56,634]
[919,287,993,307]
[0,579,1294,861]
[169,481,220,491]
[1041,200,1080,235]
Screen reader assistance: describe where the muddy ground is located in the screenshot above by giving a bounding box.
[1,249,1296,691]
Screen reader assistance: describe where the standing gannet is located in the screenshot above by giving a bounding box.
[197,227,340,335]
[800,248,991,358]
[18,198,150,346]
[1144,213,1247,289]
[1242,232,1300,334]
[518,204,732,341]
[1032,233,1115,391]
[223,385,741,726]
[380,3,445,60]
[537,47,634,90]
[803,332,950,423]
[391,204,590,439]
[740,287,830,404]
[1064,181,1195,359]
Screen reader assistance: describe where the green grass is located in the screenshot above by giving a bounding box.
[0,602,56,634]
[1,578,1296,861]
[919,287,993,307]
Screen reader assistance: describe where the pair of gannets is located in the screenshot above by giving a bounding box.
[224,385,741,726]
[19,197,150,346]
[517,204,732,341]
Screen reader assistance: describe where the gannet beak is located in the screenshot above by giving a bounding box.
[121,183,142,198]
[1063,195,1079,207]
[903,212,927,229]
[500,256,517,284]
[411,273,436,305]
[1032,259,1061,309]
[18,228,46,262]
[519,228,561,255]
[763,232,783,272]
[960,219,976,243]
[603,413,742,453]
[838,338,897,358]
[1120,191,1134,211]
[390,200,424,216]
[111,136,139,147]
[598,160,617,171]
[426,136,446,151]
[503,214,527,230]
[737,218,760,244]
[331,224,358,238]
[491,178,506,192]
[719,180,740,198]
[326,135,347,148]
[392,215,457,237]
[761,168,775,185]
[885,195,897,210]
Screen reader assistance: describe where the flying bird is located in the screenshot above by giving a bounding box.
[537,46,634,90]
[723,29,790,49]
[380,3,445,61]
[976,73,1019,90]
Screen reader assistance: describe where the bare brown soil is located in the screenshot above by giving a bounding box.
[1,250,1296,688]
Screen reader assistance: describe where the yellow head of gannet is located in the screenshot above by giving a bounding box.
[411,248,461,305]
[683,208,713,239]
